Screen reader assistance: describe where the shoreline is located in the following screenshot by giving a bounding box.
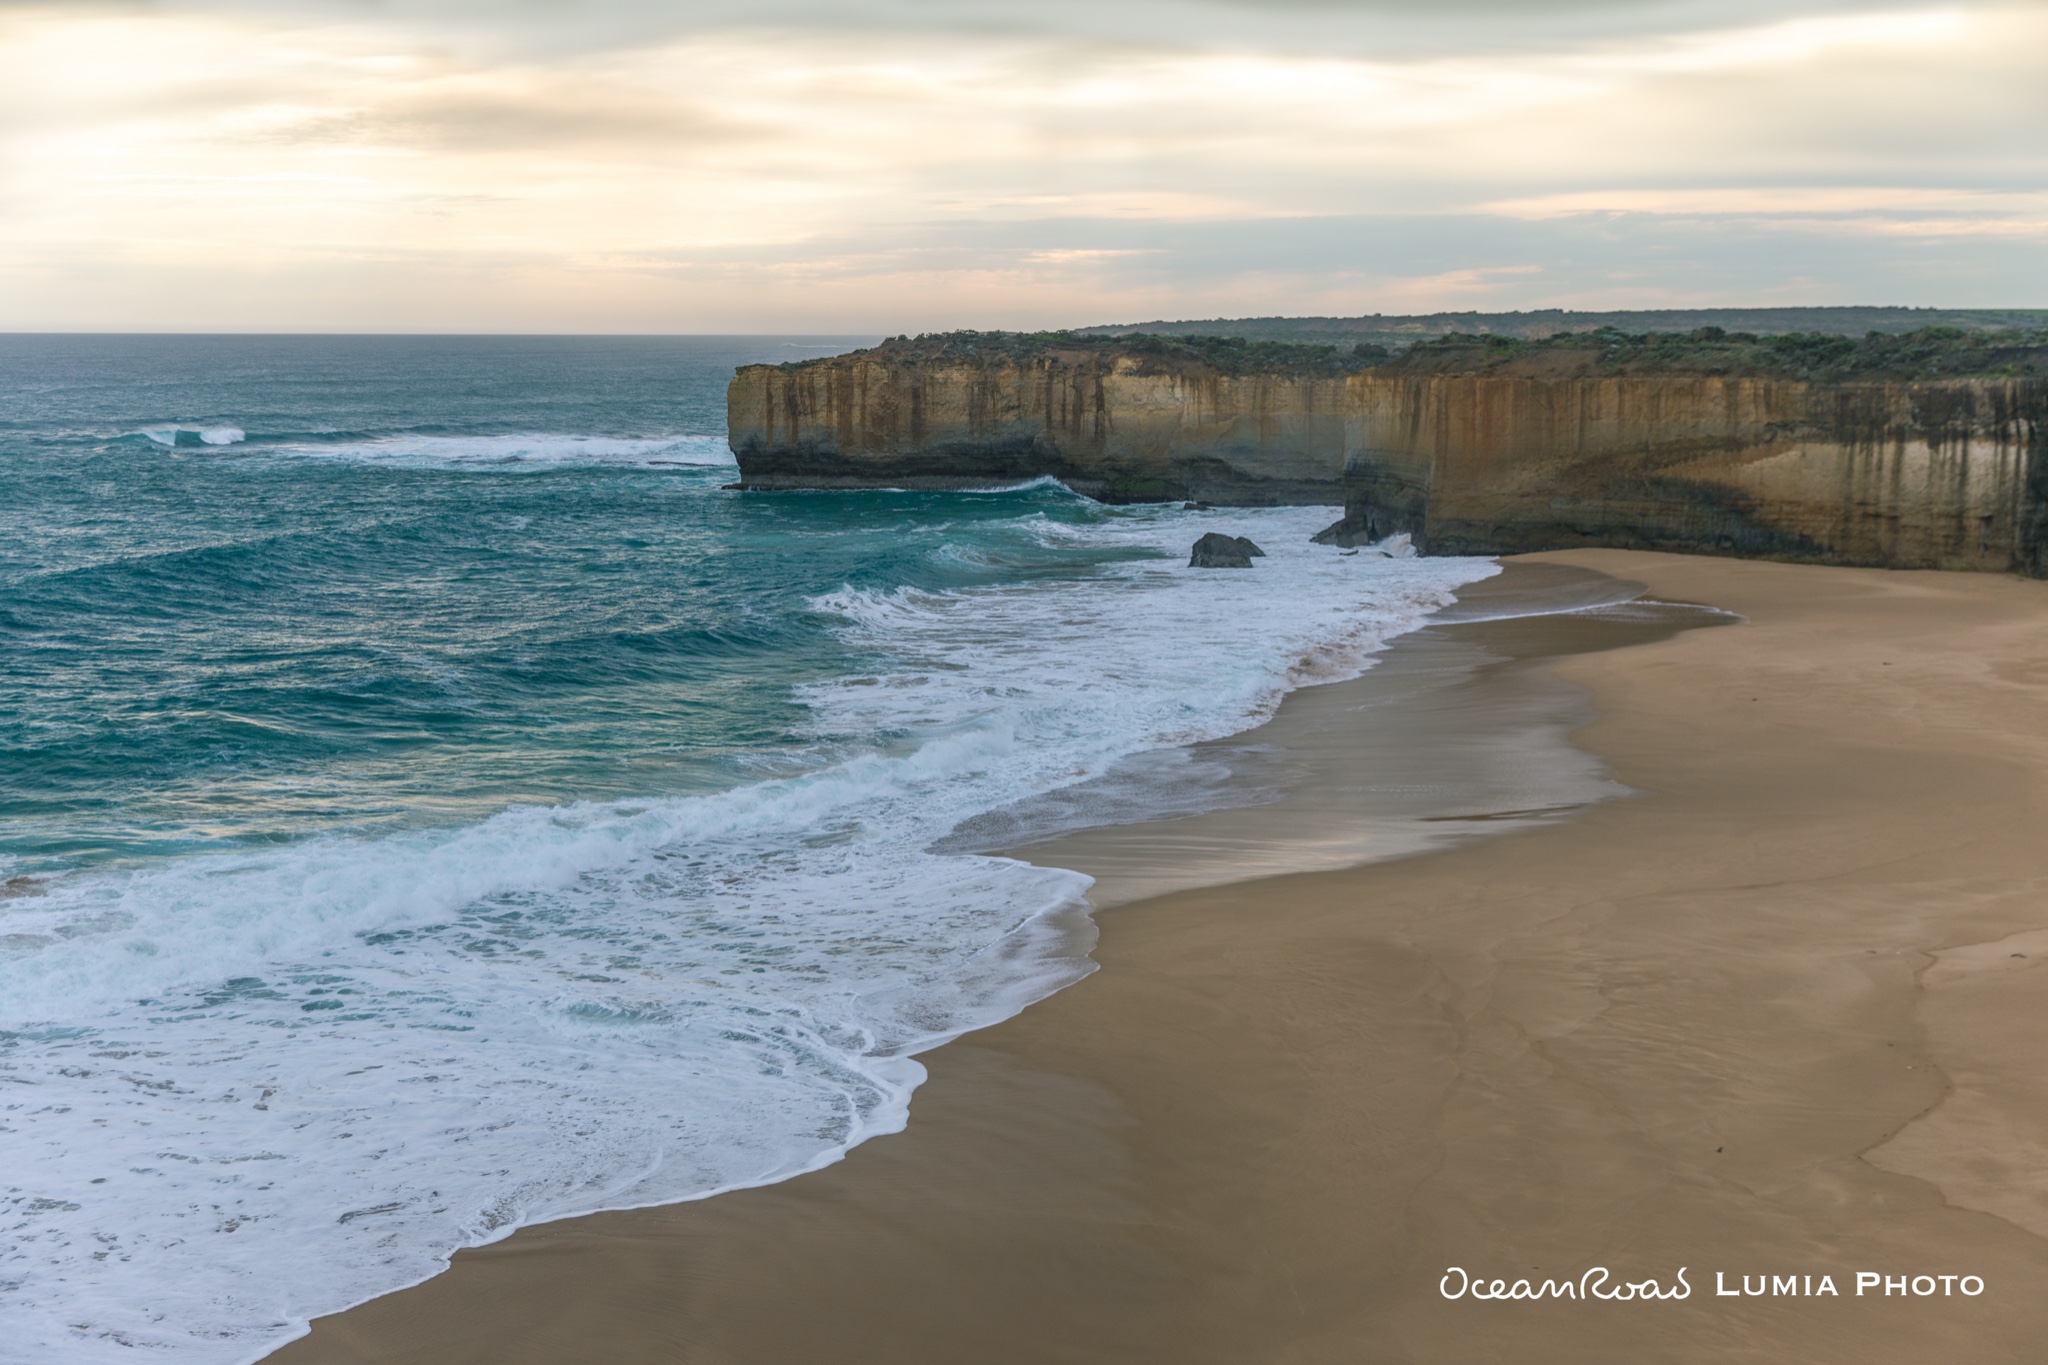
[992,558,1728,909]
[277,549,2048,1362]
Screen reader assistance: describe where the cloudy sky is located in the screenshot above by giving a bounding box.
[1,0,2042,331]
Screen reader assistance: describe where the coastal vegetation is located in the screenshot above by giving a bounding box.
[787,325,2048,384]
[782,330,1392,376]
[1075,306,2048,350]
[1395,326,2048,383]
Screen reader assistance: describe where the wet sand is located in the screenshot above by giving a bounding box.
[277,550,2048,1364]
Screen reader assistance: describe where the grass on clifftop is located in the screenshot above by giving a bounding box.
[1398,326,2048,382]
[780,326,2048,383]
[781,330,1393,376]
[1075,307,2048,349]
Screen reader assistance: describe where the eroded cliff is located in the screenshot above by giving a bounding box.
[728,334,1381,504]
[727,330,2048,575]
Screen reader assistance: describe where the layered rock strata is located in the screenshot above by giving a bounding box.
[1329,371,2048,575]
[728,340,2048,575]
[728,345,1358,504]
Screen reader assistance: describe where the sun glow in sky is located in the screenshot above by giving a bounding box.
[1,0,2042,330]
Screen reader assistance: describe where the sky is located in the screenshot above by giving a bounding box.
[1,0,2043,332]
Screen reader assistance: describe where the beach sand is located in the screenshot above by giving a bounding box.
[277,549,2048,1364]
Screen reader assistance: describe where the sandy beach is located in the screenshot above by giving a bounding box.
[277,548,2048,1364]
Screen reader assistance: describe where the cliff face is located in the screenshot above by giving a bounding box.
[728,343,2048,575]
[728,350,1357,504]
[1342,372,2048,576]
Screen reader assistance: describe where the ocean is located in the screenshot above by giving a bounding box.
[0,335,1497,1362]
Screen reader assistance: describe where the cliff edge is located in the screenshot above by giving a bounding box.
[727,329,2048,575]
[728,333,1386,504]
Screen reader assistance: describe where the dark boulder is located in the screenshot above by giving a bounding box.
[1190,532,1256,568]
[1311,512,1375,548]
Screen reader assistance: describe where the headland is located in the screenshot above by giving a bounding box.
[729,324,2048,576]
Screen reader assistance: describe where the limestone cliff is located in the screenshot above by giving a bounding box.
[727,331,2048,575]
[1334,367,2048,576]
[727,335,1371,504]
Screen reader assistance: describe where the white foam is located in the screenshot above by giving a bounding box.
[267,434,733,469]
[0,505,1494,1364]
[139,427,245,448]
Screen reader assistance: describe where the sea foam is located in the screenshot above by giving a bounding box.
[267,433,734,468]
[0,503,1493,1364]
[140,427,245,447]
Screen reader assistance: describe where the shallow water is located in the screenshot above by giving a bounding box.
[0,336,1497,1363]
[994,562,1736,906]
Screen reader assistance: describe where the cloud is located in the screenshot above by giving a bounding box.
[0,1,2041,329]
[1483,187,2048,241]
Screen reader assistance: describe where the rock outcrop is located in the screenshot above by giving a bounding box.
[1190,533,1262,568]
[729,331,2048,576]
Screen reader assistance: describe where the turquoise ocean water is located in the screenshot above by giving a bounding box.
[0,336,1494,1361]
